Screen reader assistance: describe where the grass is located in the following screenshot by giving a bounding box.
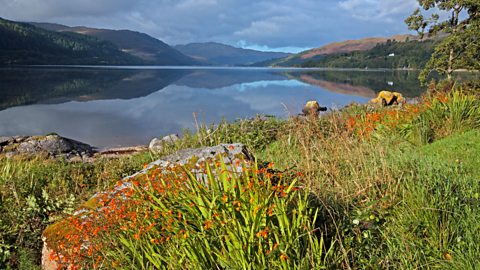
[1,88,479,269]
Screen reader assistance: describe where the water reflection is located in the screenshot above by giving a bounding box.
[0,67,426,148]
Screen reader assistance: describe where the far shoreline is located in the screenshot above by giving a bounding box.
[6,64,424,72]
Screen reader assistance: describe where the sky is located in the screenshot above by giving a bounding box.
[0,0,420,53]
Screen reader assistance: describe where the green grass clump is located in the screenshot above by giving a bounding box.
[0,153,153,269]
[47,160,331,269]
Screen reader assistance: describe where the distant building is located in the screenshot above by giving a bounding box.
[388,53,395,57]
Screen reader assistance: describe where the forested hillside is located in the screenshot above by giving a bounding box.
[299,39,437,69]
[32,23,198,65]
[0,18,143,65]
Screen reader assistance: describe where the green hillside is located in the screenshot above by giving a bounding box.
[32,23,199,65]
[260,39,438,69]
[0,18,144,65]
[300,39,437,69]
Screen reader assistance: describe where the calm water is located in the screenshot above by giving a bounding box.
[0,66,425,148]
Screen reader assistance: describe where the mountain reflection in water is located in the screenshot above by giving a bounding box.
[0,67,425,148]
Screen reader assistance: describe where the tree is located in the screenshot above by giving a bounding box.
[405,0,480,82]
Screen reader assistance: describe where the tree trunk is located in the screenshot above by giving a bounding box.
[447,47,454,80]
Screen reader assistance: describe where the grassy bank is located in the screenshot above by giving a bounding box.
[1,87,479,269]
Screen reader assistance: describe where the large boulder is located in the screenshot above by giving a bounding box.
[41,143,254,270]
[369,90,406,106]
[301,100,327,117]
[0,134,95,160]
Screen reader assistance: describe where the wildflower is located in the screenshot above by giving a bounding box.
[256,227,269,238]
[280,253,289,261]
[443,252,453,261]
[204,220,212,230]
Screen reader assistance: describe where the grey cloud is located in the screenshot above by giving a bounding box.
[0,0,418,51]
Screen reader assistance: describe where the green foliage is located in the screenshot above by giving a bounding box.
[404,90,480,144]
[104,160,331,269]
[194,116,287,151]
[379,131,480,269]
[406,1,480,81]
[0,153,153,268]
[293,39,437,69]
[0,18,144,65]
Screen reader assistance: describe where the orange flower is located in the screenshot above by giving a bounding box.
[280,253,289,261]
[256,227,269,238]
[204,220,212,230]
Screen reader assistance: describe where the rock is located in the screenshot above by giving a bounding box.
[369,91,406,106]
[161,143,251,165]
[0,136,12,146]
[148,134,180,153]
[301,100,327,117]
[41,143,254,269]
[0,134,95,160]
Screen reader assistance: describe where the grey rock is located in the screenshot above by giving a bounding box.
[162,134,179,144]
[0,136,12,146]
[1,134,95,160]
[148,134,180,153]
[160,143,252,166]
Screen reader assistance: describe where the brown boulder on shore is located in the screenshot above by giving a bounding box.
[302,100,327,117]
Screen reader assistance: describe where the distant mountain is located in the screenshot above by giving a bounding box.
[0,17,143,65]
[262,34,419,67]
[32,22,198,66]
[174,42,291,66]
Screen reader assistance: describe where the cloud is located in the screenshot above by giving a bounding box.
[234,19,281,37]
[0,0,419,51]
[338,0,418,22]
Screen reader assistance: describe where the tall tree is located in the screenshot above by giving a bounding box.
[405,0,480,82]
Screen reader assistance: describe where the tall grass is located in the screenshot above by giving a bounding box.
[0,154,153,268]
[48,159,332,269]
[407,90,480,144]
